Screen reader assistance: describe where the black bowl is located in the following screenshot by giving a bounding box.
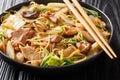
[0,0,113,75]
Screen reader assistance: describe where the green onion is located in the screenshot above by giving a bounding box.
[33,5,51,13]
[61,57,73,65]
[0,30,4,41]
[66,39,76,46]
[41,53,74,67]
[96,25,102,29]
[79,33,86,41]
[41,54,61,67]
[84,8,101,18]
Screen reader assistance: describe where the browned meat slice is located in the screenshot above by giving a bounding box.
[15,52,25,63]
[42,11,58,23]
[43,11,54,18]
[11,28,35,44]
[23,23,46,32]
[50,35,62,43]
[49,16,58,23]
[44,35,62,43]
[76,41,91,54]
[22,10,40,19]
[47,43,56,51]
[63,46,76,57]
[20,46,42,60]
[63,26,78,36]
[44,35,62,51]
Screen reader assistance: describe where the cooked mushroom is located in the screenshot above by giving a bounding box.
[22,10,40,19]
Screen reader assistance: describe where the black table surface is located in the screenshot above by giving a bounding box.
[0,0,120,80]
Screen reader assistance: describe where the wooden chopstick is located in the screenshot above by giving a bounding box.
[63,0,117,59]
[71,0,117,58]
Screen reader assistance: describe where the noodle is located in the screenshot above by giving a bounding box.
[0,2,110,67]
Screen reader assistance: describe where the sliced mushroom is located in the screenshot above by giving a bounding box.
[22,10,40,19]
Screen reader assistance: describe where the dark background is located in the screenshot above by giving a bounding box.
[0,0,120,80]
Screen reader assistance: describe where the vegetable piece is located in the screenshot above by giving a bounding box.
[79,33,86,41]
[61,57,73,65]
[32,4,51,13]
[66,39,76,46]
[41,54,61,67]
[46,26,64,34]
[47,3,66,8]
[60,14,75,25]
[1,15,25,30]
[96,25,102,29]
[6,41,15,59]
[0,11,11,22]
[89,16,105,28]
[0,30,4,40]
[41,54,73,67]
[0,41,6,53]
[84,8,101,18]
[79,31,95,43]
[87,42,101,56]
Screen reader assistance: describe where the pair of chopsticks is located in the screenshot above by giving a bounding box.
[63,0,117,59]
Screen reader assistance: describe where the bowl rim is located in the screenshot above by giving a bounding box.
[0,1,113,70]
